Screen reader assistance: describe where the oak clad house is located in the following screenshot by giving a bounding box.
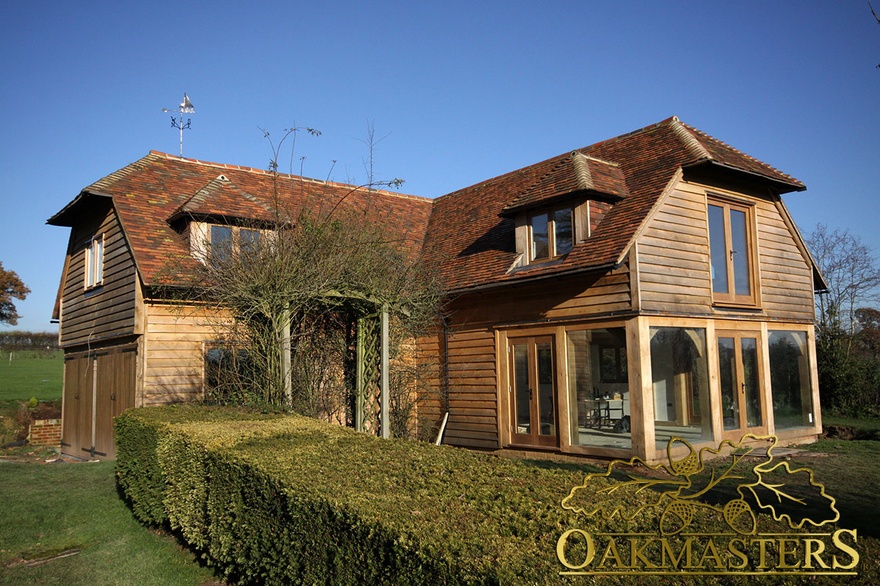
[50,116,825,461]
[48,154,431,459]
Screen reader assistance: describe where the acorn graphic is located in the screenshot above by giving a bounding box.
[723,498,756,534]
[660,500,694,535]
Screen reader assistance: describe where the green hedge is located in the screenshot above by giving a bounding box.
[114,406,878,585]
[115,406,623,584]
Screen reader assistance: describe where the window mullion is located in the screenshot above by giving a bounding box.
[724,204,736,298]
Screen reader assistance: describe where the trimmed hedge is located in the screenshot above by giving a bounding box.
[115,406,880,585]
[115,406,620,584]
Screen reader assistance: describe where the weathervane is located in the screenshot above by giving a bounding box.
[162,93,195,157]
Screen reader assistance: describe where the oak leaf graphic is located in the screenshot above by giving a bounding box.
[562,434,839,534]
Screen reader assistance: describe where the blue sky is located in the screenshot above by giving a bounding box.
[1,1,878,332]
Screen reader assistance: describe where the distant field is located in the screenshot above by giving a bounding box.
[0,350,63,401]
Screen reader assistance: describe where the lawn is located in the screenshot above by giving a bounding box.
[0,459,222,586]
[0,350,63,401]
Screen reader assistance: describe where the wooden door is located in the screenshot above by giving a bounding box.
[716,331,766,437]
[509,336,558,447]
[61,345,137,460]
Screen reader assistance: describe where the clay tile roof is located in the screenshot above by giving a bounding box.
[49,151,433,288]
[169,175,278,223]
[50,118,806,296]
[423,116,805,293]
[500,152,628,215]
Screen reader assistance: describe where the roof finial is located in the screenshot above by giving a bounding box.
[162,93,195,157]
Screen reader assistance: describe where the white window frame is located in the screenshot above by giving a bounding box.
[85,234,104,290]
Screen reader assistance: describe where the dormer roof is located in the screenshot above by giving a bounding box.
[422,116,806,293]
[500,152,628,216]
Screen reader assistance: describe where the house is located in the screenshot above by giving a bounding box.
[50,116,824,462]
[48,153,432,458]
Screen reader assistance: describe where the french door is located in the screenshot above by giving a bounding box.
[509,336,558,447]
[716,331,766,437]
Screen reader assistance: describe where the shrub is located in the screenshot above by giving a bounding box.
[115,405,875,585]
[115,406,607,583]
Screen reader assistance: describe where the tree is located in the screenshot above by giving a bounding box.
[0,262,30,326]
[172,126,442,437]
[806,224,880,413]
[806,224,880,340]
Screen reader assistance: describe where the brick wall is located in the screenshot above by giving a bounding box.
[28,419,62,448]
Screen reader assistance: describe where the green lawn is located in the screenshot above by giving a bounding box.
[0,350,63,401]
[0,460,222,586]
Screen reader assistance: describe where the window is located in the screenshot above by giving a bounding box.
[768,331,815,430]
[530,207,573,262]
[708,197,757,305]
[204,342,253,403]
[650,327,713,445]
[599,345,627,383]
[85,234,104,289]
[566,327,631,450]
[209,225,262,266]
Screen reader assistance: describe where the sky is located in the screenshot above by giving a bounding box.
[1,1,878,333]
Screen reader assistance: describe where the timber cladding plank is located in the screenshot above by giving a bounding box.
[60,207,139,347]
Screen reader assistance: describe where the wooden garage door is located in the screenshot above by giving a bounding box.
[61,344,136,460]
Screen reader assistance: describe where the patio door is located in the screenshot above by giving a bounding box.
[509,336,558,447]
[716,331,766,437]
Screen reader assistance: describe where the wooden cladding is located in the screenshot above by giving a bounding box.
[143,303,231,406]
[59,206,138,347]
[637,179,814,322]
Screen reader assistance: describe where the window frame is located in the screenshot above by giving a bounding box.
[207,224,264,266]
[529,206,574,263]
[84,234,105,290]
[707,194,759,307]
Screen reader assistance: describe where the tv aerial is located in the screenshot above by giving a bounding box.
[162,93,195,157]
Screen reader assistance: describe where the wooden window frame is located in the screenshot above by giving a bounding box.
[707,195,759,307]
[207,224,263,265]
[84,234,104,290]
[529,206,574,263]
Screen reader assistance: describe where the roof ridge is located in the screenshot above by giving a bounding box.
[583,115,680,152]
[146,150,431,202]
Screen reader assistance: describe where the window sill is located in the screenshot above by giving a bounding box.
[83,285,104,298]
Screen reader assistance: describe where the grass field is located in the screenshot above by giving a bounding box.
[0,350,63,401]
[0,460,222,586]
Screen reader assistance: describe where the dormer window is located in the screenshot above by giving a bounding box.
[530,207,573,262]
[210,225,262,266]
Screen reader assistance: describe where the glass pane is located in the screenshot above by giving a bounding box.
[718,337,739,430]
[240,229,261,256]
[537,342,555,436]
[513,344,530,434]
[531,214,549,260]
[94,238,103,283]
[554,208,573,255]
[730,209,751,296]
[211,225,233,266]
[650,328,712,445]
[565,328,631,450]
[742,338,762,427]
[708,204,729,295]
[769,331,813,429]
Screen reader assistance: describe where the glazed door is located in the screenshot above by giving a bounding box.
[509,336,558,447]
[717,331,766,437]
